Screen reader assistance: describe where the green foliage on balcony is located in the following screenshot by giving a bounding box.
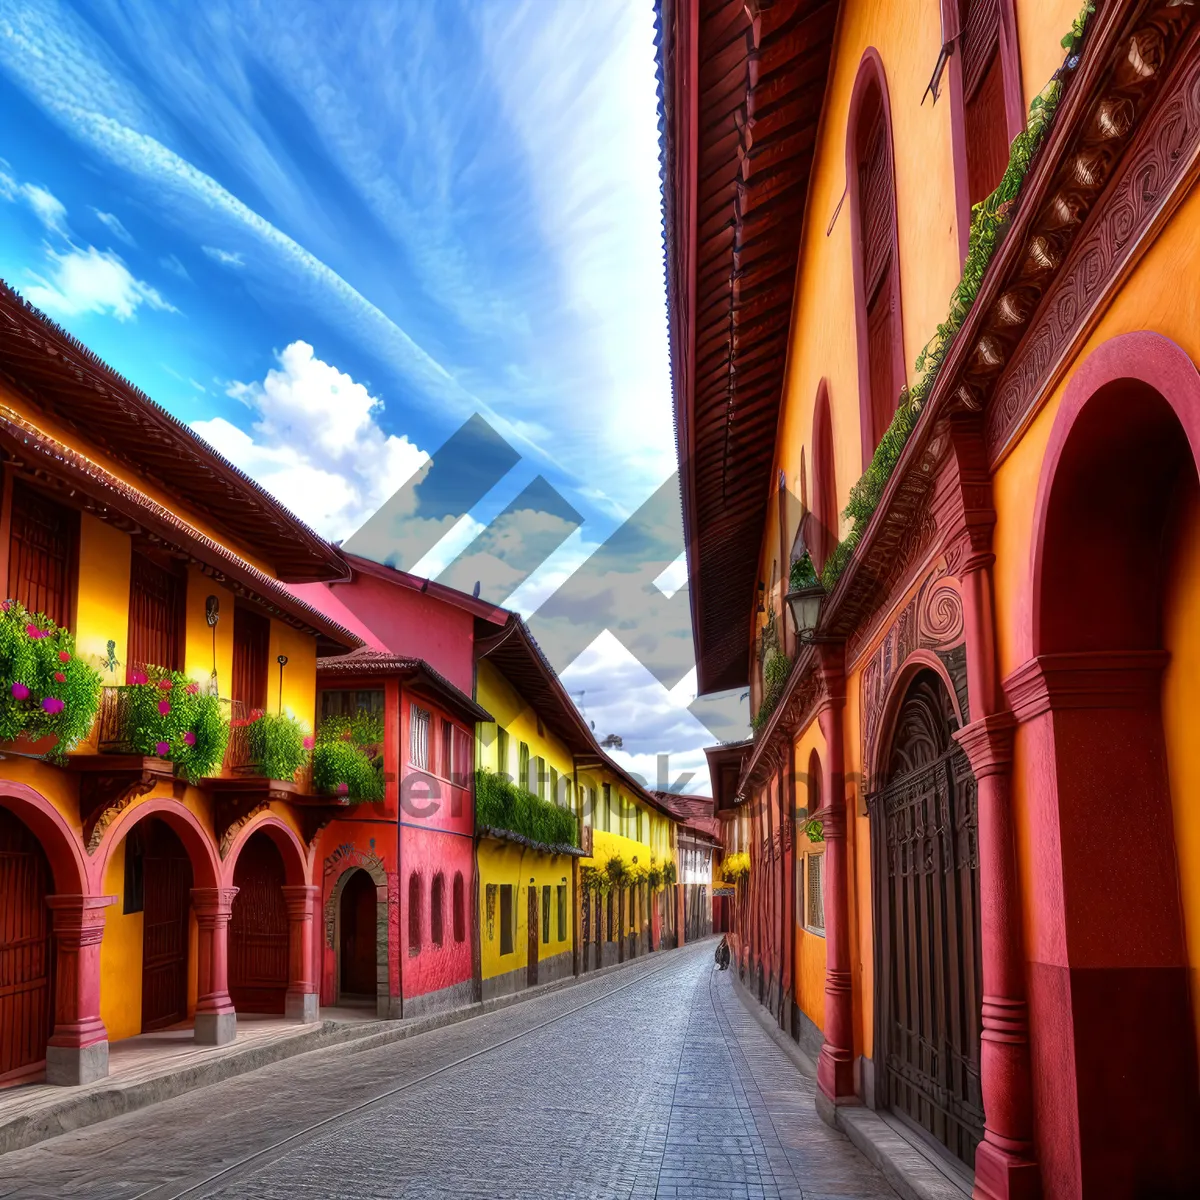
[312,712,385,802]
[246,710,309,783]
[123,667,229,780]
[0,600,101,754]
[475,767,578,849]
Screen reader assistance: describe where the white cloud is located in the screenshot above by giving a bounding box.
[92,208,135,245]
[191,341,428,539]
[20,183,68,235]
[24,244,177,322]
[159,253,190,279]
[202,245,244,267]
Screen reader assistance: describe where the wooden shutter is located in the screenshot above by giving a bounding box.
[231,607,269,711]
[961,0,1010,205]
[127,552,184,678]
[867,290,898,450]
[7,481,76,628]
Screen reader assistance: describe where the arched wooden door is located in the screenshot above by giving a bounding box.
[0,807,53,1083]
[141,820,193,1031]
[338,869,377,1002]
[868,670,983,1167]
[229,833,288,1014]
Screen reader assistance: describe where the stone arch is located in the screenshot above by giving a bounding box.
[94,795,220,891]
[222,813,309,888]
[326,858,389,1019]
[0,780,88,894]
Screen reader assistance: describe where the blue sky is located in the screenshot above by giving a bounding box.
[0,0,747,790]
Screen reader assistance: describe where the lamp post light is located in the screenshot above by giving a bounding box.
[786,583,827,644]
[276,654,288,714]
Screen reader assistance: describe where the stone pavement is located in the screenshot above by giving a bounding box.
[0,942,895,1200]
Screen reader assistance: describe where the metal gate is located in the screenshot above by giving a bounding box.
[229,834,288,1014]
[868,671,983,1167]
[141,821,192,1031]
[0,808,52,1082]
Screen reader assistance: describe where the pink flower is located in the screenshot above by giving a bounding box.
[158,679,173,691]
[10,682,29,701]
[158,699,171,715]
[58,650,70,663]
[1,601,9,613]
[303,736,314,750]
[249,708,264,721]
[25,623,46,639]
[155,741,170,757]
[183,731,197,746]
[54,671,66,683]
[186,683,199,695]
[336,782,349,796]
[130,669,148,686]
[41,696,64,715]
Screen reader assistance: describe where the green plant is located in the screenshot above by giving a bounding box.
[246,710,309,782]
[581,863,612,895]
[604,855,630,888]
[475,767,578,848]
[804,818,824,844]
[819,0,1094,593]
[662,860,677,886]
[312,712,385,801]
[646,861,664,890]
[0,600,102,753]
[789,552,820,592]
[751,648,792,733]
[122,666,229,780]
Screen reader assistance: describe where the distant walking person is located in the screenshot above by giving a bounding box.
[715,936,730,971]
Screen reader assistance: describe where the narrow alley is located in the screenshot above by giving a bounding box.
[0,944,895,1200]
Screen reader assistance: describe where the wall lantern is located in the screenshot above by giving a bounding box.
[276,654,289,714]
[786,583,826,643]
[205,596,220,694]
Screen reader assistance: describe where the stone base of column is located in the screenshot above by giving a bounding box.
[194,1011,237,1045]
[46,1040,109,1086]
[973,1140,1040,1200]
[817,1045,858,1122]
[285,990,319,1023]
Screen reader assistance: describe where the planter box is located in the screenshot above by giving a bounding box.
[0,731,60,758]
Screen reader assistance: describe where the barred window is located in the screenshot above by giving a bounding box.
[410,705,430,769]
[557,884,567,941]
[806,853,826,935]
[542,885,551,944]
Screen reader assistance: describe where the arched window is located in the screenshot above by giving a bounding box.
[408,872,422,956]
[944,0,1023,260]
[431,872,445,947]
[848,51,905,471]
[806,382,838,572]
[453,871,465,943]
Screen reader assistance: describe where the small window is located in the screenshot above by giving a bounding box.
[431,872,445,947]
[451,725,472,786]
[602,783,612,832]
[441,720,453,778]
[499,884,513,955]
[806,853,826,935]
[486,883,497,941]
[535,756,546,800]
[549,765,559,805]
[321,688,385,721]
[7,480,78,629]
[410,706,430,770]
[127,552,185,677]
[408,872,422,955]
[518,742,531,792]
[453,872,466,943]
[496,726,509,777]
[542,884,551,944]
[557,885,567,942]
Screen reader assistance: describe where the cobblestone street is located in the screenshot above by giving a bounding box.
[0,944,893,1200]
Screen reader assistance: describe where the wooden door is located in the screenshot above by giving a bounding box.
[7,480,77,628]
[339,870,377,1000]
[141,820,192,1031]
[0,808,52,1084]
[526,888,538,987]
[231,607,270,712]
[127,552,184,678]
[869,671,983,1166]
[228,833,288,1014]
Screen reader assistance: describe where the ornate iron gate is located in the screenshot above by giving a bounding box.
[868,671,984,1167]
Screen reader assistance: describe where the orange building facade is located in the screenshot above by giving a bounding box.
[662,1,1200,1197]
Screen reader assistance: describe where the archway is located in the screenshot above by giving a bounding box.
[0,806,54,1084]
[868,667,982,1168]
[228,832,289,1014]
[338,869,378,1004]
[1021,332,1200,1195]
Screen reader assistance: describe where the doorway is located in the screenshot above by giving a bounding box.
[526,887,538,987]
[229,832,288,1014]
[141,820,193,1031]
[0,807,53,1084]
[870,669,983,1167]
[338,869,377,1003]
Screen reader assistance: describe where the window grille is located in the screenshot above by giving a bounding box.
[8,480,76,628]
[410,706,430,770]
[806,853,825,934]
[128,552,184,677]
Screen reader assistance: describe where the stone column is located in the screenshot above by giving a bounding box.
[192,886,238,1045]
[282,884,320,1023]
[815,645,856,1111]
[45,895,115,1086]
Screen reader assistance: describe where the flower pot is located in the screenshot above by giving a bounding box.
[0,731,60,758]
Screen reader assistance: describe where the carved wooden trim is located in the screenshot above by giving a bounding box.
[986,15,1200,462]
[218,801,270,859]
[81,770,164,854]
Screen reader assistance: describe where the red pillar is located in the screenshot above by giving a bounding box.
[815,644,856,1109]
[192,886,238,1045]
[45,894,114,1086]
[282,884,320,1022]
[954,546,1039,1200]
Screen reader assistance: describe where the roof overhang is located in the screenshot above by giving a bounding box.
[0,282,348,583]
[659,0,840,692]
[704,740,752,812]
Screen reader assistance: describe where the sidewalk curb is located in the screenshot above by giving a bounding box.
[727,966,818,1078]
[0,939,700,1158]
